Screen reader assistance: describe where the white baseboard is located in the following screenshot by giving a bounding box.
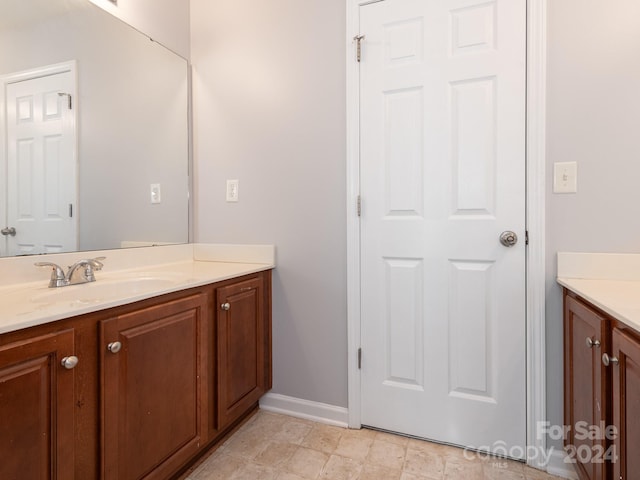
[259,393,349,428]
[545,449,578,479]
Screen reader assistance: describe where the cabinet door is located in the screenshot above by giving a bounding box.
[611,328,640,480]
[0,329,75,480]
[101,293,208,480]
[564,295,608,480]
[216,276,266,429]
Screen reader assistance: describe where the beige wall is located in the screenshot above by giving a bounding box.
[546,0,640,448]
[89,0,190,58]
[191,0,348,407]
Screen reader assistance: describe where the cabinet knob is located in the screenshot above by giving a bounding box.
[61,356,79,370]
[586,337,601,348]
[107,341,122,354]
[602,353,619,367]
[221,302,231,311]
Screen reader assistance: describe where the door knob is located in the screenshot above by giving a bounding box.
[586,337,601,348]
[499,231,518,247]
[602,353,619,366]
[107,341,122,354]
[61,356,79,370]
[1,227,16,236]
[221,302,231,311]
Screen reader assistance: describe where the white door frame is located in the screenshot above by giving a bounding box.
[345,0,547,469]
[0,61,79,255]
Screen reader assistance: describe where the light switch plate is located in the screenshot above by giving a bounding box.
[553,162,578,194]
[226,179,239,202]
[150,183,161,204]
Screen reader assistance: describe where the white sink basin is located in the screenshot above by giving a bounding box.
[31,276,182,305]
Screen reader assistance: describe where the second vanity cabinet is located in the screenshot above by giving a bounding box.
[0,270,272,480]
[564,290,640,480]
[610,328,640,480]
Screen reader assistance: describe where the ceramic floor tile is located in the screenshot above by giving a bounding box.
[373,430,410,446]
[318,454,362,480]
[403,448,445,479]
[358,463,403,480]
[188,411,565,480]
[367,438,406,470]
[223,428,269,460]
[443,457,483,480]
[283,446,330,479]
[272,419,315,445]
[187,453,246,480]
[229,462,278,480]
[334,432,373,461]
[483,464,527,480]
[522,466,563,480]
[277,473,309,480]
[254,441,298,468]
[302,424,344,454]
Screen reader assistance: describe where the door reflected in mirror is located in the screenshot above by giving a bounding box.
[0,0,189,257]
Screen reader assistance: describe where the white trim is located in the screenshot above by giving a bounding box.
[259,393,349,428]
[545,450,578,479]
[346,0,365,430]
[345,0,548,470]
[525,0,548,470]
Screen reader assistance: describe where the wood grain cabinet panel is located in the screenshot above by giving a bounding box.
[216,276,267,430]
[564,290,640,480]
[0,329,75,480]
[611,328,640,480]
[100,293,208,480]
[564,295,609,480]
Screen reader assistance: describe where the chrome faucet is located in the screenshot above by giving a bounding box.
[35,257,106,288]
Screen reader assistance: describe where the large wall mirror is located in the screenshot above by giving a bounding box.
[0,0,189,257]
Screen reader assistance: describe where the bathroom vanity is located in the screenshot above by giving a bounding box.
[0,244,274,480]
[559,253,640,480]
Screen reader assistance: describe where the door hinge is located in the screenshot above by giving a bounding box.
[69,204,73,218]
[357,195,362,217]
[58,92,72,110]
[525,230,529,246]
[354,35,365,62]
[358,347,362,369]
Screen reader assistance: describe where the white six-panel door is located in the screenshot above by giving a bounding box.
[359,0,527,456]
[5,69,77,255]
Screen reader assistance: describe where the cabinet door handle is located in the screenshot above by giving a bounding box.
[586,337,601,348]
[61,356,79,370]
[107,341,122,354]
[221,302,231,311]
[602,353,619,366]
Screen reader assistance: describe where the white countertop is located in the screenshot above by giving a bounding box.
[0,244,275,335]
[557,252,640,333]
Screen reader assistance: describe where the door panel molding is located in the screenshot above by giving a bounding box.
[1,60,78,256]
[345,0,547,469]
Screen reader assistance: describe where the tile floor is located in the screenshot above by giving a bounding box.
[186,410,563,480]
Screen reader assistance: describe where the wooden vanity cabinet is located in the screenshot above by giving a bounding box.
[0,269,272,480]
[610,327,640,480]
[100,292,209,480]
[215,275,269,431]
[564,295,609,480]
[564,290,640,480]
[0,329,76,480]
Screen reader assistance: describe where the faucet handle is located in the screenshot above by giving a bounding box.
[89,256,106,270]
[35,262,68,288]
